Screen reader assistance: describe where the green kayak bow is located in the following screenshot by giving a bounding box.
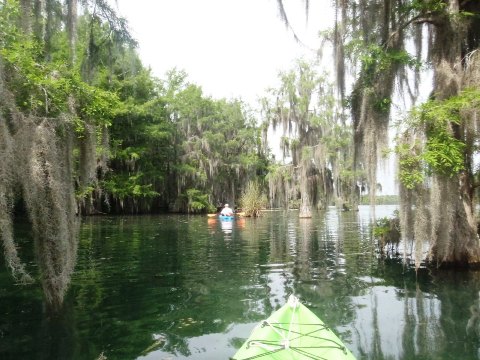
[232,295,356,360]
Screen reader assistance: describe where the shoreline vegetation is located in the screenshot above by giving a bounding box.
[360,195,399,206]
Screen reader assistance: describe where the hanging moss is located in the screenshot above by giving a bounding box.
[0,99,80,309]
[0,0,125,309]
[264,59,350,215]
[17,117,79,309]
[266,164,295,209]
[0,116,33,283]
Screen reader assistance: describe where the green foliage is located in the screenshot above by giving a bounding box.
[76,185,96,201]
[374,211,401,253]
[407,0,446,12]
[185,189,215,214]
[103,174,158,200]
[266,164,293,182]
[396,90,480,188]
[424,133,465,175]
[94,45,174,212]
[103,64,268,213]
[360,195,399,205]
[1,38,68,114]
[289,199,301,209]
[77,83,120,125]
[0,0,268,217]
[161,71,268,211]
[0,10,119,122]
[421,89,480,125]
[396,142,425,189]
[374,97,392,113]
[373,217,391,238]
[345,42,421,84]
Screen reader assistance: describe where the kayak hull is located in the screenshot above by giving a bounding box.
[219,215,234,220]
[231,295,356,360]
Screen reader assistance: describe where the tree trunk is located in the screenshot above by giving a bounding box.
[66,0,77,64]
[429,0,480,265]
[19,0,32,34]
[44,0,55,61]
[33,0,45,44]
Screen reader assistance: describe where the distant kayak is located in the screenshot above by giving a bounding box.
[231,295,356,360]
[219,214,235,220]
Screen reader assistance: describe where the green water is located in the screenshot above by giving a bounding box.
[1,205,480,360]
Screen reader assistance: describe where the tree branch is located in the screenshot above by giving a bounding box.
[383,11,443,48]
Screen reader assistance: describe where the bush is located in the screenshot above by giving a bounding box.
[374,211,401,255]
[239,181,267,217]
[185,188,215,214]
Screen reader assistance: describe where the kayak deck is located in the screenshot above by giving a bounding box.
[231,295,356,360]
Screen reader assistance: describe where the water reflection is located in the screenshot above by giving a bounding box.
[220,218,233,235]
[348,284,444,358]
[2,207,480,359]
[206,217,217,233]
[467,296,480,340]
[467,295,480,359]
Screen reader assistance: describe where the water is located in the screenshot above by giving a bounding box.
[2,205,480,359]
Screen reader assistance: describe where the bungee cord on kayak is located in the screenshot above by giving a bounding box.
[232,295,356,360]
[242,321,350,359]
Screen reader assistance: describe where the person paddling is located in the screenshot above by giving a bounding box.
[220,203,234,216]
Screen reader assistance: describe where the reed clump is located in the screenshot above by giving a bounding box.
[239,181,267,217]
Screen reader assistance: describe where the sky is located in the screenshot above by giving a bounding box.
[113,0,332,105]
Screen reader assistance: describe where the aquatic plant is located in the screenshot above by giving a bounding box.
[374,212,401,256]
[239,181,268,217]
